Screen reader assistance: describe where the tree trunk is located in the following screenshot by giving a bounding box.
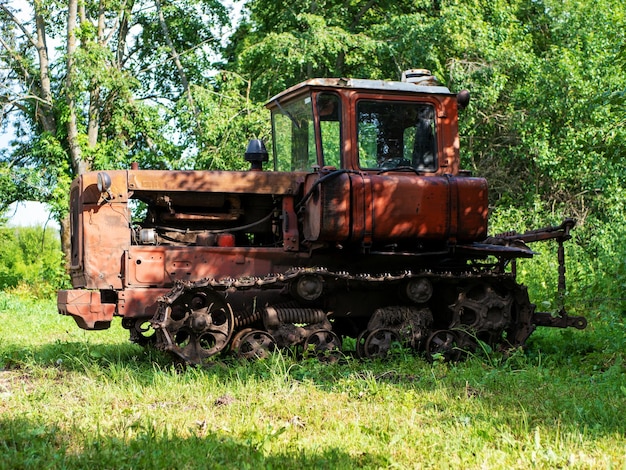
[87,3,106,149]
[63,0,86,268]
[33,1,56,134]
[60,214,72,271]
[66,0,87,176]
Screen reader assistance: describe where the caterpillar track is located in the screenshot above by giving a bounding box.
[149,267,544,366]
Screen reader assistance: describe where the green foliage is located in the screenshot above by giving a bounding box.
[0,226,68,298]
[0,0,231,228]
[134,0,229,98]
[9,133,73,220]
[224,0,423,100]
[228,0,626,219]
[179,73,271,170]
[234,12,381,101]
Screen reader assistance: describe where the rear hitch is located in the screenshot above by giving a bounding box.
[494,218,587,331]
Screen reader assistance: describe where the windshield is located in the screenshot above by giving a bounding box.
[271,96,316,172]
[357,100,437,172]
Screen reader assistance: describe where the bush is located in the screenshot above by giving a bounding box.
[0,225,69,298]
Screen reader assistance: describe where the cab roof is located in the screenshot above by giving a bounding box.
[266,77,453,107]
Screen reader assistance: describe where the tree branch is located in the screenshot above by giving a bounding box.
[0,4,38,49]
[351,0,377,29]
[154,0,205,145]
[0,34,32,83]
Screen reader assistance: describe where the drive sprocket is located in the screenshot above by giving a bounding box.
[152,281,234,366]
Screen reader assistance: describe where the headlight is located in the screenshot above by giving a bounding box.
[97,172,112,193]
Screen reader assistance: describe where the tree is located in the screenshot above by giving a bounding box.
[223,0,434,101]
[226,0,626,223]
[0,0,231,261]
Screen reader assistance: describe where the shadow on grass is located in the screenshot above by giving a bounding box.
[1,325,624,441]
[1,339,160,372]
[0,416,386,470]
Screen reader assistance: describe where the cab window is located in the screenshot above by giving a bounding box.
[357,100,437,171]
[272,96,317,171]
[317,93,341,168]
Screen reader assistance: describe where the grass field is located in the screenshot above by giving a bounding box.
[0,292,624,469]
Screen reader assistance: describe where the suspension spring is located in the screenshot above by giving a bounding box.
[234,309,263,328]
[264,306,327,328]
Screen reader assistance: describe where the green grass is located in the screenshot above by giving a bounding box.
[0,292,624,469]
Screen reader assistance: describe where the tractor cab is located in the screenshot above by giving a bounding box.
[266,71,464,175]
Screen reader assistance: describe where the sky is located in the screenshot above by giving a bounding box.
[6,201,60,229]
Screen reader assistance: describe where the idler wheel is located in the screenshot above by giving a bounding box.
[363,328,399,359]
[303,329,341,357]
[425,329,461,362]
[232,329,276,360]
[231,328,254,351]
